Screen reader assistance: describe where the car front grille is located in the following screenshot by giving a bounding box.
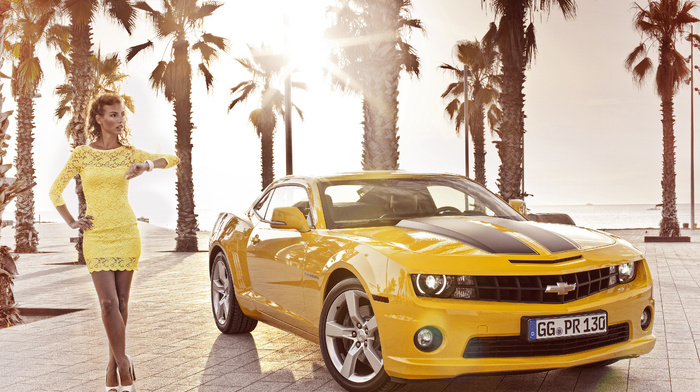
[472,266,615,303]
[463,323,630,358]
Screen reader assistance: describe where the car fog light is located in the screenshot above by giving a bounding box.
[414,326,443,352]
[641,306,653,330]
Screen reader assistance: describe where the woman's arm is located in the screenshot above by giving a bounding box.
[123,158,169,180]
[55,204,94,231]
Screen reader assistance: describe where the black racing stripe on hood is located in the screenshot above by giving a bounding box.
[397,217,537,255]
[479,217,580,253]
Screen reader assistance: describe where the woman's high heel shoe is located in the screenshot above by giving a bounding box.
[106,367,121,392]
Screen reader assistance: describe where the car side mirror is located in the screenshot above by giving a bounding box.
[270,207,310,232]
[509,199,527,216]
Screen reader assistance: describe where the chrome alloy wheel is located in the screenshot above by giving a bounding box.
[324,289,383,384]
[211,256,232,326]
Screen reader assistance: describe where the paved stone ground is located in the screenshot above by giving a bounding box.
[0,223,699,391]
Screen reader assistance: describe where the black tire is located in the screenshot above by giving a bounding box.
[210,252,257,334]
[319,278,401,392]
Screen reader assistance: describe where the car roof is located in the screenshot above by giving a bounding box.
[273,171,467,186]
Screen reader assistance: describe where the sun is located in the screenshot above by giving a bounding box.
[279,1,333,81]
[218,1,332,82]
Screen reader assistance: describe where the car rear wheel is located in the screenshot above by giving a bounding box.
[210,252,257,334]
[319,278,401,392]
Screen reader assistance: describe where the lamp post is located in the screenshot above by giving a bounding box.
[689,26,698,230]
[284,12,293,176]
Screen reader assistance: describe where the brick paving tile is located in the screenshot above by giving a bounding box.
[2,224,700,391]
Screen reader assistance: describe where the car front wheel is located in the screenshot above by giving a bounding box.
[319,278,400,392]
[210,252,257,334]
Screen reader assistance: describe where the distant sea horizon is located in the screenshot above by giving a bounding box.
[29,203,700,232]
[529,203,700,230]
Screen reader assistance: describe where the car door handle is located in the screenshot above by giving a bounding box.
[250,234,260,245]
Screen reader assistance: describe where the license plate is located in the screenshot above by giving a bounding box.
[524,311,607,341]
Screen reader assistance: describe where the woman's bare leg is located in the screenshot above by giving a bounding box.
[92,270,135,387]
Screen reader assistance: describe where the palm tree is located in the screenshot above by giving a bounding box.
[440,24,501,186]
[482,0,577,201]
[62,0,135,263]
[0,1,37,327]
[127,0,227,252]
[626,0,699,237]
[54,49,135,122]
[326,0,422,170]
[4,0,64,252]
[228,45,306,190]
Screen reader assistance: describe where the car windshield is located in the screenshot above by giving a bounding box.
[319,177,525,229]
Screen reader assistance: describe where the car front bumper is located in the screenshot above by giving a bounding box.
[376,270,655,380]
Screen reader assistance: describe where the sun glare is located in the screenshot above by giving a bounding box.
[226,0,332,84]
[282,2,333,81]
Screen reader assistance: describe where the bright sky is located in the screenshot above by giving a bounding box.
[3,0,697,230]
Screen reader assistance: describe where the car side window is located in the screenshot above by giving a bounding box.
[265,185,313,226]
[253,190,273,220]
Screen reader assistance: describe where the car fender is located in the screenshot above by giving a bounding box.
[321,243,390,299]
[209,212,255,298]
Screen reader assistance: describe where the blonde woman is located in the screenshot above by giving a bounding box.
[50,94,179,392]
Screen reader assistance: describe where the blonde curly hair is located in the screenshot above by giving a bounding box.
[87,94,132,146]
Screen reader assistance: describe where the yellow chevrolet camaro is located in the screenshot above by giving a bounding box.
[208,172,655,392]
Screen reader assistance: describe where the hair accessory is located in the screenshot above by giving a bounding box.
[145,160,154,172]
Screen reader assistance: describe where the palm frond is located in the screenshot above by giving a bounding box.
[198,63,214,91]
[632,57,654,86]
[122,95,135,113]
[399,41,420,77]
[626,43,646,70]
[149,60,168,93]
[292,103,304,121]
[228,81,256,111]
[133,1,156,13]
[55,52,71,74]
[192,41,218,64]
[103,0,136,34]
[291,80,308,90]
[201,33,227,51]
[192,1,224,22]
[64,0,98,25]
[524,22,537,66]
[45,24,71,54]
[126,40,153,62]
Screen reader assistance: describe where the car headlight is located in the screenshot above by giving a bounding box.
[618,261,636,283]
[609,261,637,285]
[411,274,476,299]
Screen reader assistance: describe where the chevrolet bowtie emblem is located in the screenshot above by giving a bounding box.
[545,282,577,296]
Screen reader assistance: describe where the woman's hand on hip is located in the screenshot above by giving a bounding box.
[70,215,94,231]
[124,163,148,180]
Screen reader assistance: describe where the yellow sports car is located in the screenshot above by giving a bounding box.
[208,172,655,392]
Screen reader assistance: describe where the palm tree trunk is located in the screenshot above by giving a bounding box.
[660,93,680,237]
[471,103,487,186]
[68,18,94,263]
[14,92,38,253]
[173,38,198,252]
[361,0,401,171]
[495,4,526,201]
[259,122,275,190]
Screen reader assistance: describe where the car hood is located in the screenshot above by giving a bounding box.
[337,216,617,257]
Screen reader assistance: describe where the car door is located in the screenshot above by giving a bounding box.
[247,185,312,325]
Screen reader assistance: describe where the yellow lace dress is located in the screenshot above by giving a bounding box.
[49,145,179,273]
